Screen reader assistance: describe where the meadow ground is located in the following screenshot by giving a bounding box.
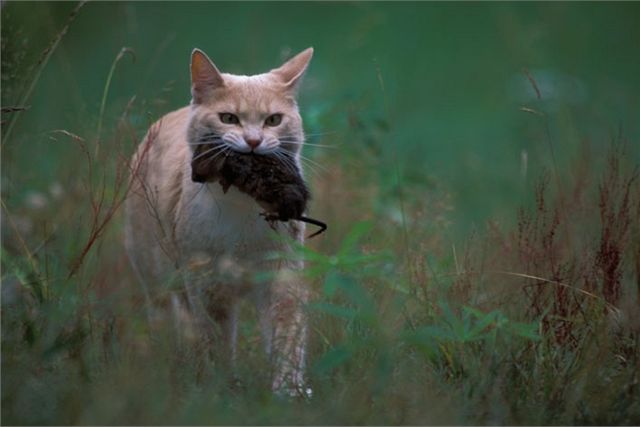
[2,2,640,425]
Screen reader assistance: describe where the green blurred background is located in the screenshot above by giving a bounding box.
[3,1,639,239]
[3,3,640,425]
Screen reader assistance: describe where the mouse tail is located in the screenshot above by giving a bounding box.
[298,215,327,238]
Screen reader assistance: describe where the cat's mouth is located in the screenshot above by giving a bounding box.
[191,144,268,183]
[191,143,226,183]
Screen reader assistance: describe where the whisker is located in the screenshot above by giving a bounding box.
[191,144,228,162]
[277,137,309,142]
[281,130,340,138]
[277,139,337,152]
[280,151,308,176]
[277,137,308,143]
[197,135,222,142]
[280,149,328,174]
[199,132,223,139]
[299,162,322,179]
[304,131,340,137]
[195,143,227,157]
[279,140,336,148]
[203,147,231,164]
[278,152,321,179]
[189,139,222,146]
[270,151,300,176]
[295,158,324,178]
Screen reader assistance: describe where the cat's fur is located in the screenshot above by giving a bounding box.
[124,47,313,394]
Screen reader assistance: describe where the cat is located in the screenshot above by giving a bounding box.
[124,47,314,396]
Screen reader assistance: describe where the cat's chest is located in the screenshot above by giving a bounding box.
[175,182,277,257]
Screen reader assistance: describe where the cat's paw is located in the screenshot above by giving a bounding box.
[274,384,313,400]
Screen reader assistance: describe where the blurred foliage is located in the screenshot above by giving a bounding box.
[2,1,640,425]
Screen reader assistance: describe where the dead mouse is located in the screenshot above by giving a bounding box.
[191,145,327,238]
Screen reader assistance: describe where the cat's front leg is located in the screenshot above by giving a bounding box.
[181,257,241,372]
[256,266,310,397]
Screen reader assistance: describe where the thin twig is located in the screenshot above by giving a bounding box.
[1,106,30,113]
[67,123,159,278]
[96,47,136,156]
[438,269,620,314]
[375,59,410,257]
[2,1,86,146]
[1,199,42,284]
[523,68,542,100]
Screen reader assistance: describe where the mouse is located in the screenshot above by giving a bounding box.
[191,146,327,238]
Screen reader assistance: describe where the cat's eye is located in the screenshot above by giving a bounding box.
[219,113,240,125]
[264,114,283,127]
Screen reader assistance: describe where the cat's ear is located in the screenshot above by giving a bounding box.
[190,48,224,103]
[272,47,313,91]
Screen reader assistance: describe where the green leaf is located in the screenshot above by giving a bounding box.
[465,307,500,339]
[313,344,353,373]
[410,325,455,342]
[339,252,390,270]
[507,321,541,340]
[337,221,373,258]
[439,300,465,340]
[322,270,342,297]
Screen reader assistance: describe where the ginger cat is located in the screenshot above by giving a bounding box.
[124,47,314,395]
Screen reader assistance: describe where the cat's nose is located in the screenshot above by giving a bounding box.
[246,139,261,150]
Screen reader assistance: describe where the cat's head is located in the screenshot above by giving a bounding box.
[186,48,312,167]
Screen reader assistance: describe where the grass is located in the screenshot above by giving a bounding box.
[2,2,640,425]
